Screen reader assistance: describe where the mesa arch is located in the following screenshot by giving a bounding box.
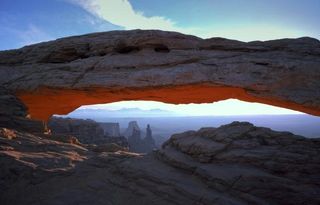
[0,30,320,120]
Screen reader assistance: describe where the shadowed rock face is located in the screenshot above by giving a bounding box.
[0,87,45,132]
[1,122,319,205]
[48,116,105,144]
[0,30,319,120]
[48,117,129,147]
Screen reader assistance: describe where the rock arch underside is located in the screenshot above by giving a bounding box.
[0,30,320,120]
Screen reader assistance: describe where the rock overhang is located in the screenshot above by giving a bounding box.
[0,30,319,120]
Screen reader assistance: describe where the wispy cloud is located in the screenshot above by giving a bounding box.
[70,0,309,41]
[0,11,54,49]
[16,24,53,46]
[2,23,53,49]
[70,0,176,30]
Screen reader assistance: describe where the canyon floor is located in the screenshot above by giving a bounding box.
[1,121,320,205]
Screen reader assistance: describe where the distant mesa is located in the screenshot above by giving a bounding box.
[99,122,120,137]
[48,117,156,153]
[48,116,128,148]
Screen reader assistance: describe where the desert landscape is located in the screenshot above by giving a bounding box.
[1,0,320,204]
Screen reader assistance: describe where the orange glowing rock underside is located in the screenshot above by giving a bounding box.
[16,84,320,121]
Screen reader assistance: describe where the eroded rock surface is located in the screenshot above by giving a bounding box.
[1,122,319,205]
[158,121,320,204]
[0,30,319,119]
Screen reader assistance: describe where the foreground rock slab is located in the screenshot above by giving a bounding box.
[158,122,320,204]
[1,122,319,205]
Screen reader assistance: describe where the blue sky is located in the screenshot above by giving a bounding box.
[1,0,317,115]
[1,0,319,50]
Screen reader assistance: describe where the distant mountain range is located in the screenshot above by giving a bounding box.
[59,108,181,119]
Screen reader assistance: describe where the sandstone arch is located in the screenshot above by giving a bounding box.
[0,30,319,120]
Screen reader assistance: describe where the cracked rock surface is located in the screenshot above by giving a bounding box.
[1,122,319,205]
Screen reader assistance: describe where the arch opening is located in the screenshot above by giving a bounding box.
[51,99,320,146]
[16,84,320,122]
